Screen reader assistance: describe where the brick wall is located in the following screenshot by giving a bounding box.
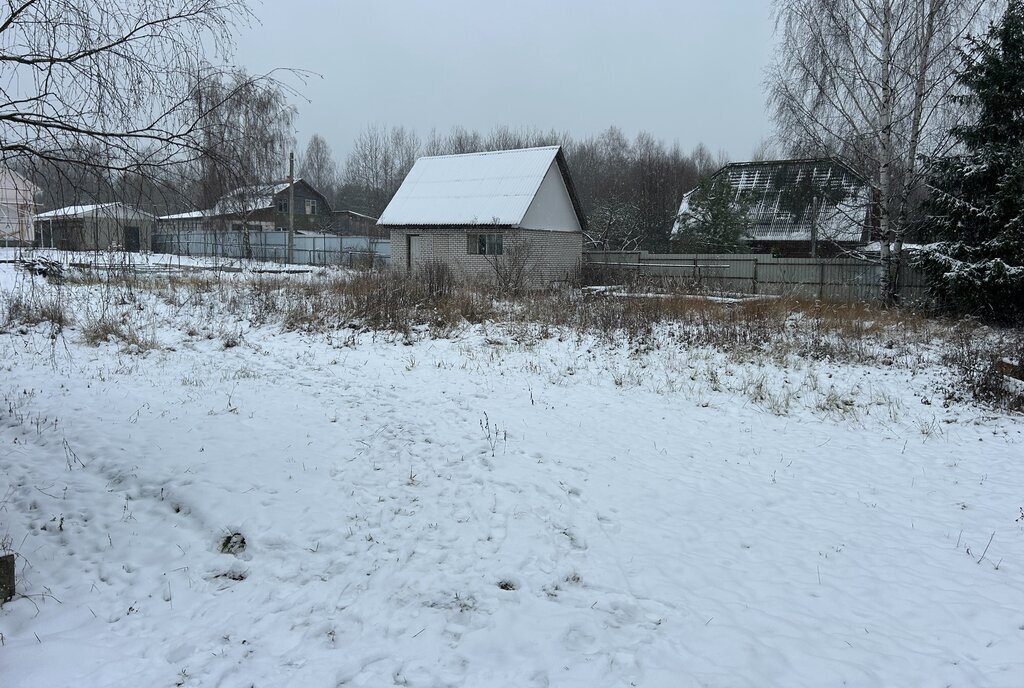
[388,228,582,287]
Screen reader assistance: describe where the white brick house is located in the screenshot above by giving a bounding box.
[378,146,585,287]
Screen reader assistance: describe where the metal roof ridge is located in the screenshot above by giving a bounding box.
[417,145,561,161]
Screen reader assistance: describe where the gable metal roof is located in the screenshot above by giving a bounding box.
[377,146,586,229]
[673,158,872,244]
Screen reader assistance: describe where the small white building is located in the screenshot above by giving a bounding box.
[34,203,154,252]
[378,146,586,287]
[0,168,40,246]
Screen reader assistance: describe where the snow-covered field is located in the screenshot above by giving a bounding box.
[1,254,1022,687]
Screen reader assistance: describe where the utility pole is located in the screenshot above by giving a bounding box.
[287,152,295,264]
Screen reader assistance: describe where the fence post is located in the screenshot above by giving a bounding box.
[818,261,825,300]
[752,258,758,295]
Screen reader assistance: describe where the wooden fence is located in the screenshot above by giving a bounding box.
[584,251,929,303]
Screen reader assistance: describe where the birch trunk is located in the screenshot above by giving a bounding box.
[878,0,896,304]
[890,0,941,302]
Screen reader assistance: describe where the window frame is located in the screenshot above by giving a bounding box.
[467,232,503,256]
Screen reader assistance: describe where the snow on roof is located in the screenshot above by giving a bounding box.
[158,209,210,220]
[335,209,378,221]
[862,241,925,253]
[36,203,112,219]
[35,202,154,220]
[377,146,566,227]
[214,181,294,215]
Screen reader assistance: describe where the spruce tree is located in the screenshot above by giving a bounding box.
[920,1,1024,324]
[672,176,753,254]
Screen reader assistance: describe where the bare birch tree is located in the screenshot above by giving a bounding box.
[0,0,260,176]
[188,69,296,258]
[767,0,990,302]
[192,69,297,210]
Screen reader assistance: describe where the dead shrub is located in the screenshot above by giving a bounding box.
[3,291,71,329]
[487,238,536,297]
[942,322,1024,411]
[418,260,458,301]
[80,312,156,351]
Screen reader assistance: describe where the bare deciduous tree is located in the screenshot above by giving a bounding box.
[585,198,645,250]
[298,134,338,198]
[186,69,296,259]
[1,0,254,175]
[768,0,989,302]
[343,125,421,216]
[192,69,297,210]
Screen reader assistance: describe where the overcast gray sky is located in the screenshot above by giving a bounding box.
[235,0,776,162]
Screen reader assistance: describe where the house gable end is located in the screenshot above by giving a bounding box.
[520,159,583,232]
[273,180,333,215]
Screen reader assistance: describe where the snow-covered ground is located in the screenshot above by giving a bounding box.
[1,257,1022,687]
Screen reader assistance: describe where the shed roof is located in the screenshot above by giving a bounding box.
[377,146,586,229]
[334,209,378,221]
[35,202,154,221]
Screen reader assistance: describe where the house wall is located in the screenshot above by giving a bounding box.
[520,161,583,232]
[389,227,581,286]
[0,170,38,244]
[37,217,154,251]
[269,182,333,231]
[745,240,863,258]
[0,200,35,245]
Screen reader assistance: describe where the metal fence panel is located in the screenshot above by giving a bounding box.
[584,251,929,303]
[153,231,391,268]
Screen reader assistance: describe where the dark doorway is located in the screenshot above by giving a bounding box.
[123,226,141,252]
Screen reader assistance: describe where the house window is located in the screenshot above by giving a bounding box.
[467,233,503,256]
[305,198,317,215]
[277,200,288,213]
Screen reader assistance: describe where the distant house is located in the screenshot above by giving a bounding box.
[34,203,154,251]
[673,158,874,257]
[0,168,40,246]
[158,179,336,234]
[378,146,585,286]
[211,178,333,232]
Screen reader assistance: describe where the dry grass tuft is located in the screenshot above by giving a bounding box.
[2,292,71,329]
